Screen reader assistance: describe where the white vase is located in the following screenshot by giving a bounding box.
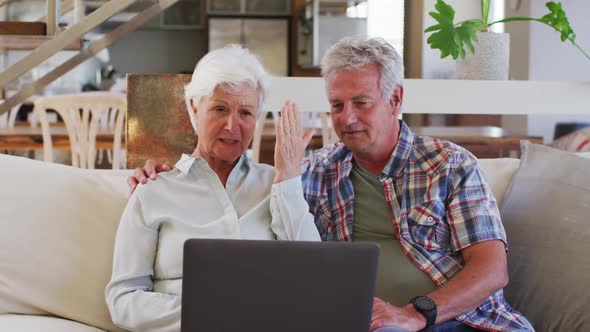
[456,32,510,80]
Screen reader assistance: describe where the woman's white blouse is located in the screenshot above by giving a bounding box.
[105,155,320,331]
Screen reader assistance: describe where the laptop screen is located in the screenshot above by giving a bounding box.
[181,239,379,332]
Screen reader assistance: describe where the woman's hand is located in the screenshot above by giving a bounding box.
[127,159,174,195]
[273,101,314,183]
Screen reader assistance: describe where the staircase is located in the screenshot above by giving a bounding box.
[0,22,83,52]
[0,0,180,116]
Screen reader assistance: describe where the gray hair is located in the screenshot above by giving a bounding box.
[321,37,404,98]
[184,45,270,133]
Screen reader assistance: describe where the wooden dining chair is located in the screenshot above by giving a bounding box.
[0,101,22,129]
[269,111,337,149]
[0,102,21,155]
[318,113,339,147]
[33,92,126,169]
[249,111,269,163]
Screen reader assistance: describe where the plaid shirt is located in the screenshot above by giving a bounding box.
[301,121,533,332]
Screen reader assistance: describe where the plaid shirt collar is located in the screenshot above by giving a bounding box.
[322,121,415,178]
[381,121,414,178]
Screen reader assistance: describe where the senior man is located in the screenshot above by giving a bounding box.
[129,38,532,332]
[299,37,532,332]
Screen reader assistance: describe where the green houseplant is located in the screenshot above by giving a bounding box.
[424,0,590,61]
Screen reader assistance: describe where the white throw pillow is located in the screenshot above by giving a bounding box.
[477,158,520,208]
[478,152,589,208]
[0,155,131,332]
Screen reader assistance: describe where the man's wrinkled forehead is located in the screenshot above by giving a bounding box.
[325,66,382,97]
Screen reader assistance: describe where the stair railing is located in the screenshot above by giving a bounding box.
[0,0,180,116]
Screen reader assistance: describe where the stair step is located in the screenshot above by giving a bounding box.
[0,22,47,36]
[0,35,83,51]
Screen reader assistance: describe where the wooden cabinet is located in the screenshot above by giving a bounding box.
[245,0,290,14]
[209,0,241,13]
[161,0,205,29]
[209,18,289,75]
[208,0,291,15]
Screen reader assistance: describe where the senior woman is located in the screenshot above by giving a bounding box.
[105,45,320,332]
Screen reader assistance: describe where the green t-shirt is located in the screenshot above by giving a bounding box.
[350,160,436,306]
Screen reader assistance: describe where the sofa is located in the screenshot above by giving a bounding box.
[1,142,589,332]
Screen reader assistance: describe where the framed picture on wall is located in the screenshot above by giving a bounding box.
[160,0,204,30]
[126,74,197,169]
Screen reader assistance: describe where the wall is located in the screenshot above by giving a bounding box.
[419,0,481,125]
[501,0,531,135]
[318,16,367,66]
[404,0,423,78]
[421,0,481,79]
[103,3,207,76]
[526,0,590,143]
[2,1,99,93]
[5,50,104,94]
[379,1,589,135]
[1,1,207,92]
[93,1,207,76]
[107,28,206,75]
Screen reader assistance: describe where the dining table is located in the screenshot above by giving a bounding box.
[0,123,120,151]
[254,122,543,165]
[4,120,541,167]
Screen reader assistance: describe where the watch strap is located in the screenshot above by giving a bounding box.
[410,296,437,328]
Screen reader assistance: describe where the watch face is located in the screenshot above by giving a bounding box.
[415,296,436,311]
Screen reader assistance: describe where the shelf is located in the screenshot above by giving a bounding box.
[0,22,47,36]
[261,77,590,116]
[0,35,84,51]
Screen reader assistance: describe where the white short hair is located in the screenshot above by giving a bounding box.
[321,37,404,99]
[184,45,270,132]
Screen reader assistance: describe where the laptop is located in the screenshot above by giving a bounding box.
[181,239,380,332]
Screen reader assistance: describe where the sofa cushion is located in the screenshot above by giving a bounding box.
[0,314,106,332]
[501,142,590,331]
[477,158,520,208]
[0,155,131,332]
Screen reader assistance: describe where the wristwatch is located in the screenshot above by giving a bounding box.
[410,296,437,329]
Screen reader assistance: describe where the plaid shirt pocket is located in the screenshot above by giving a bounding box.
[407,200,450,251]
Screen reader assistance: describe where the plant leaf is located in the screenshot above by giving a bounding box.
[481,0,491,25]
[540,1,576,43]
[424,24,441,33]
[424,0,485,60]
